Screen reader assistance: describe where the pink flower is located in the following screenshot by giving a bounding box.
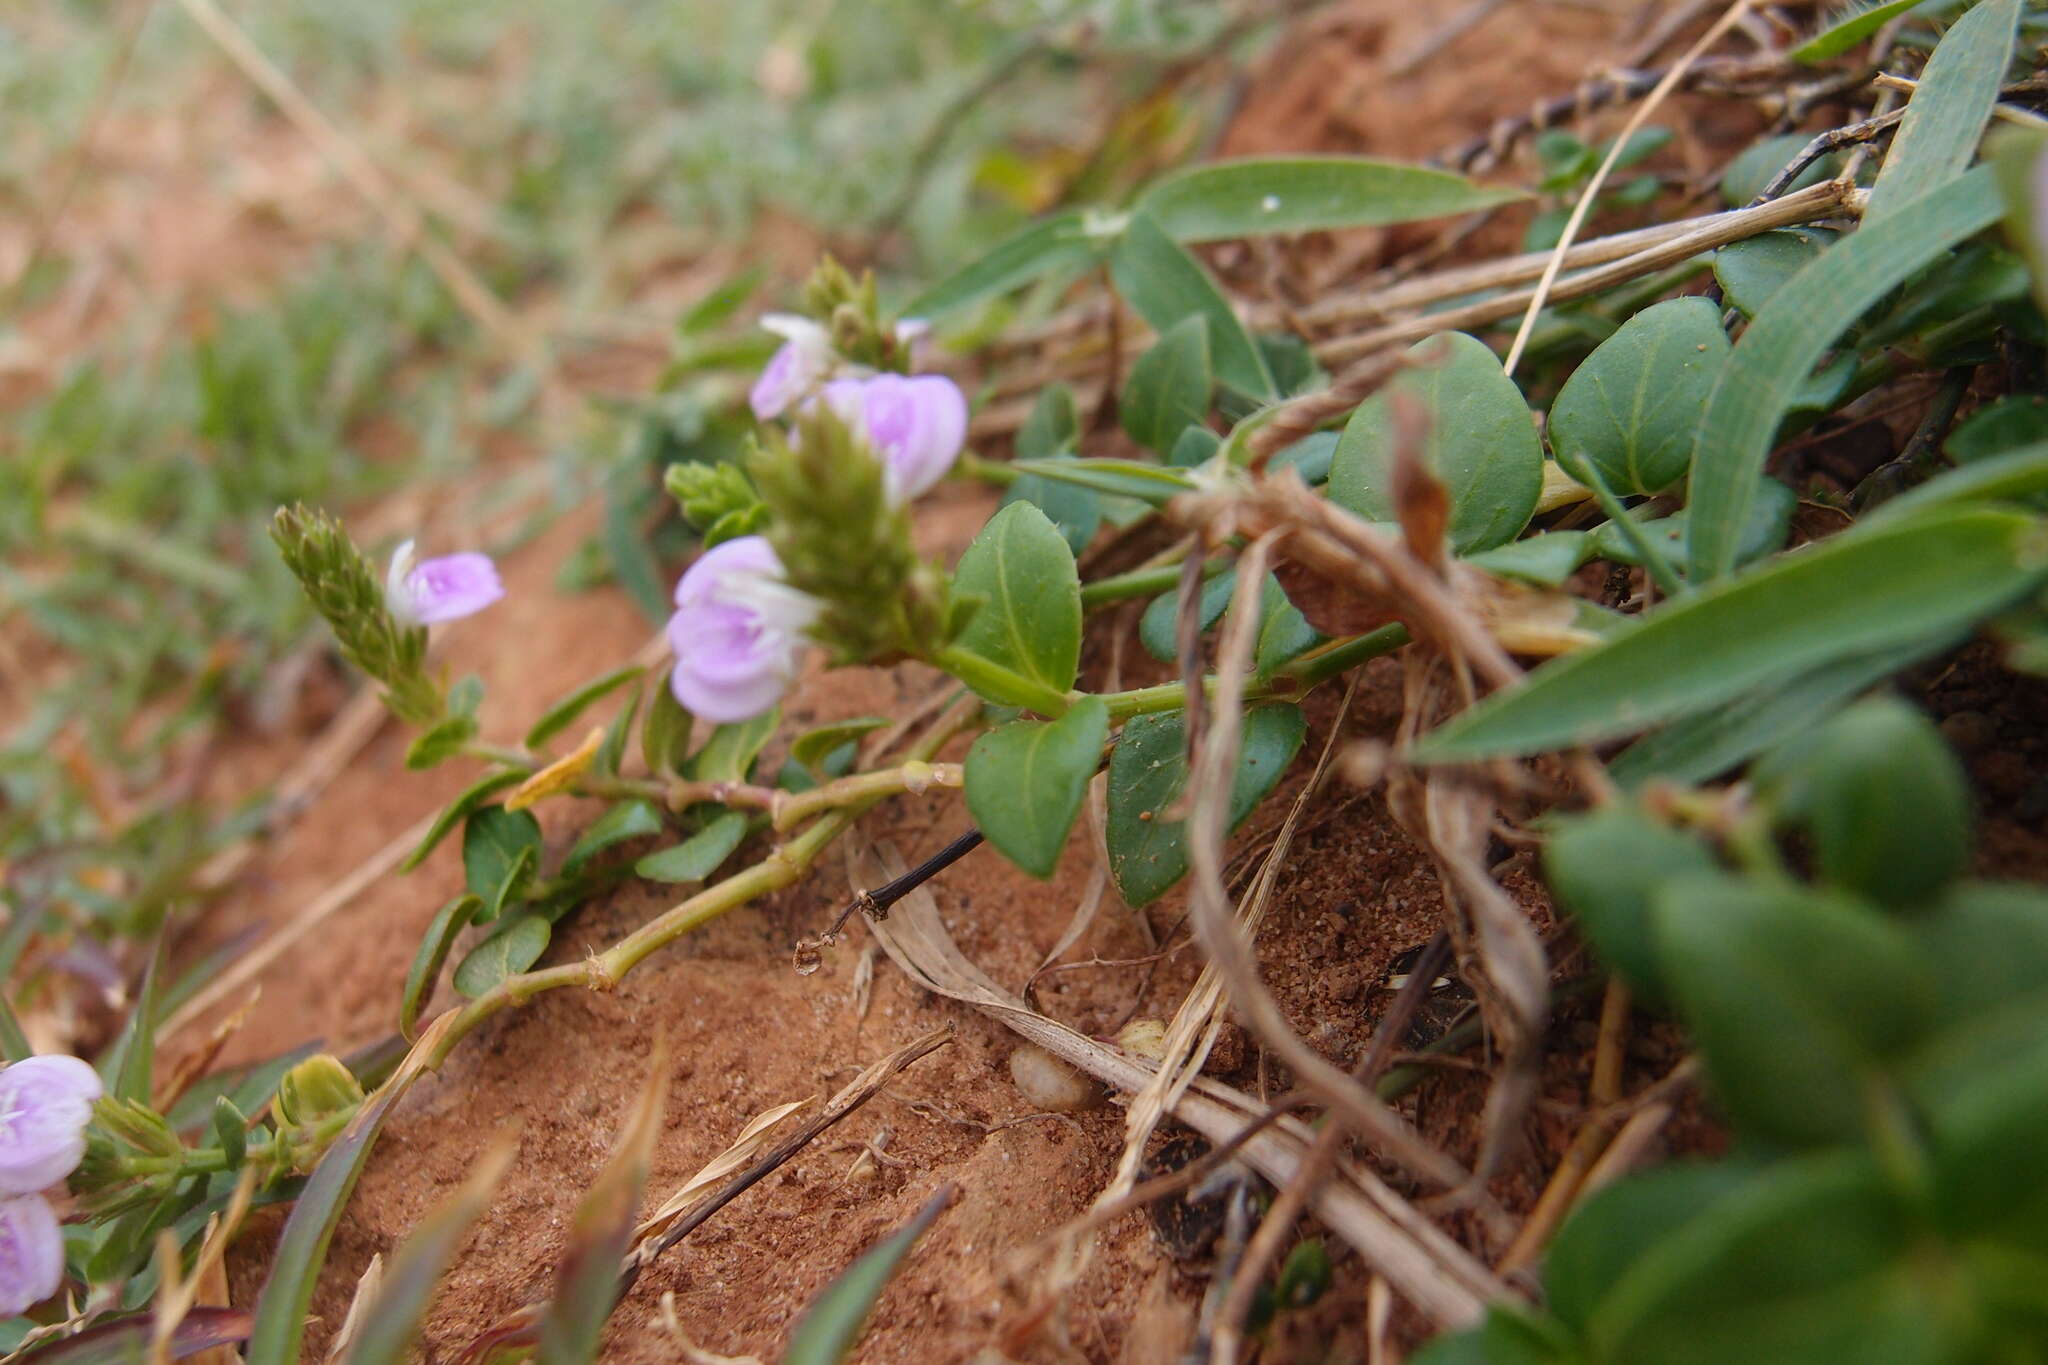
[817,373,968,504]
[385,541,504,626]
[750,315,833,421]
[0,1055,101,1320]
[0,1194,63,1319]
[666,536,819,724]
[0,1056,101,1195]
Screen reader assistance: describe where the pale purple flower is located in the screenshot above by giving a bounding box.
[0,1055,101,1196]
[750,314,834,421]
[0,1194,63,1319]
[667,536,819,724]
[385,540,504,626]
[817,373,968,504]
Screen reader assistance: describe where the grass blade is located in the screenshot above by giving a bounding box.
[784,1183,957,1365]
[337,1137,516,1365]
[1862,0,2019,223]
[17,1308,251,1363]
[1417,505,2048,761]
[1687,167,2001,582]
[244,1026,449,1365]
[1790,0,1927,64]
[534,1047,670,1365]
[903,210,1105,319]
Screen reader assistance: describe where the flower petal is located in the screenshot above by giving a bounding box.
[404,553,505,625]
[0,1195,63,1318]
[0,1056,101,1195]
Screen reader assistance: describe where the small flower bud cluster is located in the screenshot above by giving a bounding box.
[272,505,501,727]
[0,1055,102,1319]
[664,462,768,547]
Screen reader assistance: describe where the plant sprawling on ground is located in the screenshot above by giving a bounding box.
[7,0,2048,1361]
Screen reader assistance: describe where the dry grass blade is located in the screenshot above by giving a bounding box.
[861,848,1509,1327]
[150,1166,258,1365]
[627,1025,954,1275]
[631,1099,815,1247]
[1502,0,1758,375]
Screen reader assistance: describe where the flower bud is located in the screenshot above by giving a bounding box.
[275,1054,366,1128]
[271,505,445,726]
[92,1096,181,1160]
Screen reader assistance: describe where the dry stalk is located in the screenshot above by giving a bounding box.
[1180,535,1469,1190]
[1503,0,1760,375]
[861,850,1510,1328]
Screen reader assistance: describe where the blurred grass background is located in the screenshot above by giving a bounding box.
[0,0,1265,972]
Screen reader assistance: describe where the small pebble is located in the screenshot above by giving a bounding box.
[1007,1043,1103,1112]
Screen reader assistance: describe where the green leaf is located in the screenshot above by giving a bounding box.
[1920,999,2048,1253]
[247,1078,414,1365]
[1417,505,2048,761]
[1654,877,1932,1147]
[965,695,1109,878]
[634,811,749,884]
[689,708,780,784]
[1790,0,1926,63]
[1002,455,1104,555]
[99,943,161,1103]
[400,894,480,1041]
[405,711,477,770]
[563,800,665,874]
[1911,882,2048,1030]
[678,264,763,335]
[1549,298,1731,496]
[1465,530,1595,587]
[212,1096,247,1169]
[602,475,668,625]
[525,666,645,750]
[464,806,543,920]
[791,718,889,771]
[1720,135,1847,206]
[1168,425,1222,469]
[1863,0,2019,223]
[950,502,1083,706]
[1608,631,1962,787]
[1267,430,1339,485]
[1006,456,1198,504]
[1140,569,1234,662]
[1541,803,1721,1002]
[1585,1153,1939,1365]
[1135,156,1525,243]
[535,1063,667,1365]
[1253,583,1321,677]
[452,914,551,998]
[1751,698,1972,908]
[785,1186,956,1365]
[1120,316,1213,455]
[403,771,526,872]
[593,680,641,777]
[21,1308,252,1363]
[1106,704,1306,907]
[1688,166,2003,582]
[1109,212,1274,399]
[639,682,693,780]
[1590,477,1797,574]
[1406,1310,1575,1365]
[337,1144,512,1365]
[1330,332,1545,553]
[1866,438,2048,522]
[1016,383,1081,460]
[1946,394,2048,462]
[903,210,1106,319]
[1545,1163,1757,1335]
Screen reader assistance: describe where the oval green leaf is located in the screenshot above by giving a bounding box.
[1109,212,1274,399]
[400,894,481,1041]
[950,502,1083,706]
[451,913,552,999]
[634,810,750,884]
[1106,703,1307,907]
[1550,297,1731,496]
[965,695,1109,879]
[1330,332,1544,553]
[1120,316,1213,455]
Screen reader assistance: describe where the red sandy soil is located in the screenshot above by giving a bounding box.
[53,2,2042,1361]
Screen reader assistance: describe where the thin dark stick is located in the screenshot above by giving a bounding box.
[827,828,986,935]
[1748,107,1904,205]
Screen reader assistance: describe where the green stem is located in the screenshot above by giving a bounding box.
[1581,463,1684,600]
[1092,625,1409,721]
[114,1108,357,1178]
[421,711,969,1071]
[1080,557,1212,611]
[932,645,1073,717]
[957,452,1020,487]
